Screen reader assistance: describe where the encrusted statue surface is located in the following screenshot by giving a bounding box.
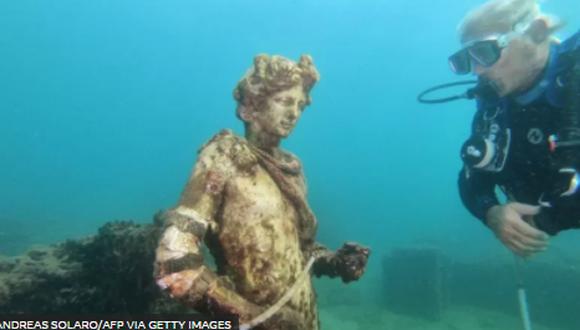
[154,54,370,330]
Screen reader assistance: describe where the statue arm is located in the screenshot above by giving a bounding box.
[154,208,260,322]
[154,133,261,322]
[298,163,370,283]
[306,242,338,277]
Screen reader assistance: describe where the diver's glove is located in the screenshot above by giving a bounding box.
[334,242,371,283]
[539,168,580,208]
[533,168,580,235]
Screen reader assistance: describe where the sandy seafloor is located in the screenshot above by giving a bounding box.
[319,304,556,330]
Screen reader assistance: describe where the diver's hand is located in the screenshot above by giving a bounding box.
[334,242,370,283]
[485,202,550,257]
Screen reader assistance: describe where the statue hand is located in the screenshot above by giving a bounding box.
[335,242,370,283]
[156,270,197,299]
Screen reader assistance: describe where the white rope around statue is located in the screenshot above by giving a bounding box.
[239,256,317,330]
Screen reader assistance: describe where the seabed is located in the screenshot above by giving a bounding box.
[320,304,556,330]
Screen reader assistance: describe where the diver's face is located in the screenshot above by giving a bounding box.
[254,85,307,138]
[470,35,542,97]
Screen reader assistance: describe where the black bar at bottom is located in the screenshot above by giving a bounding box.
[0,315,238,330]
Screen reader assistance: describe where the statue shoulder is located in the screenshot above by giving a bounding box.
[198,129,257,171]
[279,149,303,170]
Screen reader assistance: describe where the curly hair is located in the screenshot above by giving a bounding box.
[458,0,562,44]
[233,54,320,121]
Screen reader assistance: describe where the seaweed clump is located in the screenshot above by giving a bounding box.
[0,213,187,314]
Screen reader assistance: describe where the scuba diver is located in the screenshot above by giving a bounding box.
[421,0,580,258]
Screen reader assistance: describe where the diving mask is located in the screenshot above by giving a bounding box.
[449,13,535,75]
[449,32,520,75]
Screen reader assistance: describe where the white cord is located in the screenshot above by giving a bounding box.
[513,255,533,330]
[239,256,316,330]
[518,287,533,330]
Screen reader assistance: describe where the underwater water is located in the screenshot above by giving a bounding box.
[1,0,580,329]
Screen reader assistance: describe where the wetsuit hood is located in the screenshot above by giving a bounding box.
[514,30,580,108]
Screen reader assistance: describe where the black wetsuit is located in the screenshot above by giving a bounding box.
[459,31,580,235]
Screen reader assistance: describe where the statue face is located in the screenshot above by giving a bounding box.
[251,85,307,138]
